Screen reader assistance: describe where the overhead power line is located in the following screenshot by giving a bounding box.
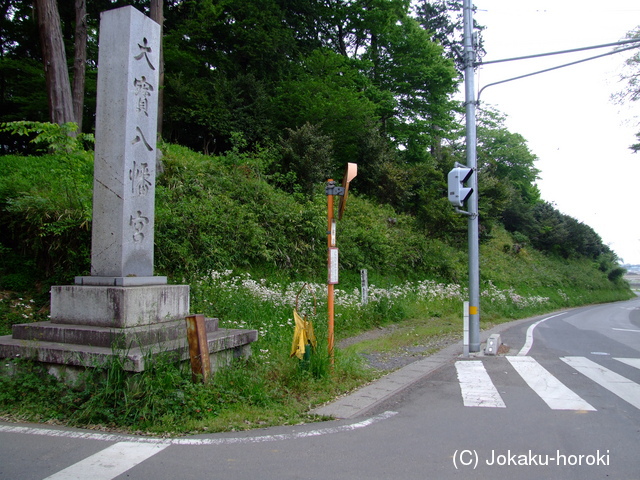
[477,37,640,101]
[478,37,640,66]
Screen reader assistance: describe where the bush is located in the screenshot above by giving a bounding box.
[0,152,93,285]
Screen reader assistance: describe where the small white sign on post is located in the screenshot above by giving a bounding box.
[328,247,339,284]
[360,269,368,305]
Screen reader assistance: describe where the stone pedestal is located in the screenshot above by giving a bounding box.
[0,282,257,375]
[0,313,257,375]
[51,284,189,328]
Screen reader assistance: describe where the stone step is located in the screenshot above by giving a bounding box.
[0,327,258,373]
[10,318,219,348]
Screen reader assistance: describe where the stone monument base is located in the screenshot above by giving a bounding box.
[0,284,258,378]
[51,284,190,328]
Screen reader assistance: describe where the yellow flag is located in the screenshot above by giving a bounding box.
[290,309,317,360]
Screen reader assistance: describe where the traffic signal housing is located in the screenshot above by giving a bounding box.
[447,166,473,207]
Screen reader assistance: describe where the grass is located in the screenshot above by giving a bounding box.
[0,136,633,435]
[0,266,633,435]
[0,291,48,336]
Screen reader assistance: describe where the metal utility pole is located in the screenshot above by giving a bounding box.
[463,0,480,352]
[453,4,640,354]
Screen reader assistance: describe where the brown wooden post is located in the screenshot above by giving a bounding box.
[185,314,211,382]
[327,186,335,365]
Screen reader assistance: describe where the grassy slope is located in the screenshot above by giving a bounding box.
[0,143,633,434]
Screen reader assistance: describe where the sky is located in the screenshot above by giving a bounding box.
[469,0,640,264]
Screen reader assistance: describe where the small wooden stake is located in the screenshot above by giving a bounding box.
[185,314,211,383]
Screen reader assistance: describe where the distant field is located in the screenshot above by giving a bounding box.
[624,272,640,291]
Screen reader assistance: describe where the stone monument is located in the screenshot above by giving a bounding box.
[0,6,256,376]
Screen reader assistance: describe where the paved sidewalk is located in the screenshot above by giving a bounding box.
[312,316,539,419]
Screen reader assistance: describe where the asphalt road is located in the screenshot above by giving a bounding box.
[2,297,640,480]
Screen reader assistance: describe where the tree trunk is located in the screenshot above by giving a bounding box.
[35,0,74,125]
[72,0,87,131]
[150,0,164,139]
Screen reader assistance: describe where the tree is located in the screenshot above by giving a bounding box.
[315,0,459,159]
[72,0,87,131]
[277,122,335,198]
[476,107,540,205]
[271,49,380,171]
[150,0,164,137]
[1,0,108,131]
[414,0,485,74]
[613,26,640,152]
[35,0,74,125]
[162,0,300,151]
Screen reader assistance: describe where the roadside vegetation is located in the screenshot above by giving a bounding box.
[0,1,636,435]
[0,135,632,435]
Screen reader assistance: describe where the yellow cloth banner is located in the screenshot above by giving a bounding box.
[290,309,317,360]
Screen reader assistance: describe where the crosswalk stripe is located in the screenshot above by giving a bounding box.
[455,360,506,408]
[43,441,169,480]
[506,356,596,411]
[561,356,640,410]
[614,357,640,370]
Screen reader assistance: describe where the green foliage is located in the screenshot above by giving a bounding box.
[414,0,470,72]
[0,274,378,433]
[608,267,627,283]
[275,122,336,198]
[522,202,609,259]
[368,14,459,155]
[154,143,472,283]
[0,360,70,420]
[472,108,541,233]
[0,290,48,336]
[0,148,93,285]
[3,1,615,268]
[0,229,632,433]
[159,0,460,191]
[0,136,624,293]
[154,144,326,279]
[269,48,381,169]
[0,121,94,154]
[338,195,466,280]
[69,355,226,429]
[0,1,633,435]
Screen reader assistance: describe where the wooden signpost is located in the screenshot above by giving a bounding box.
[326,163,357,364]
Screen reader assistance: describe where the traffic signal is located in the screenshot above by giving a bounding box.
[447,166,473,207]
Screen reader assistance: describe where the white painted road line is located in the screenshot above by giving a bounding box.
[506,356,596,411]
[455,360,506,408]
[518,313,566,356]
[0,411,397,447]
[615,358,640,370]
[43,441,169,480]
[561,356,640,410]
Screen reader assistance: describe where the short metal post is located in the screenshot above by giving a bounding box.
[463,301,470,358]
